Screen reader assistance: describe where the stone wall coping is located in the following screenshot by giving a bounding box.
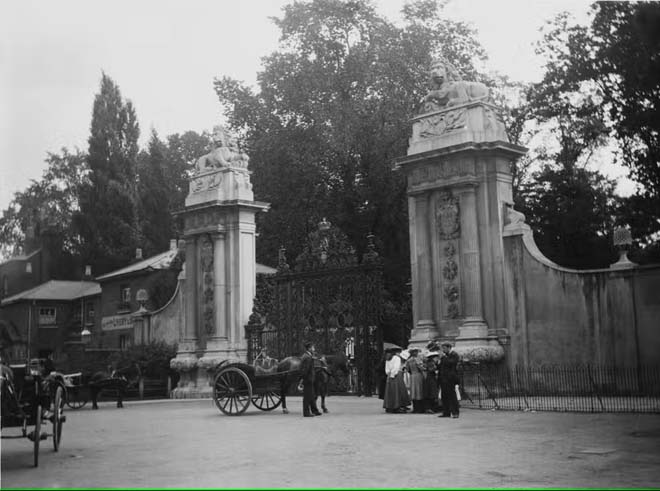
[505,227,660,275]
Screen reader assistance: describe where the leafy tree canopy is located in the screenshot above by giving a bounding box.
[529,2,660,260]
[214,0,487,301]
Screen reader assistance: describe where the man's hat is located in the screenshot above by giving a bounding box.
[425,351,440,358]
[408,347,420,353]
[304,341,314,350]
[441,341,453,348]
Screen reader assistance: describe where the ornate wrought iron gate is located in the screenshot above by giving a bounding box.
[246,223,383,396]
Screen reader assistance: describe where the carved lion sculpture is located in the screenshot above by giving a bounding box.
[193,125,249,173]
[421,58,490,112]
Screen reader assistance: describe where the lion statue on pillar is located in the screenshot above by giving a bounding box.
[193,125,249,173]
[421,58,490,113]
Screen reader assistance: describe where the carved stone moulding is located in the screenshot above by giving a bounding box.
[454,344,505,363]
[407,160,476,189]
[170,356,199,372]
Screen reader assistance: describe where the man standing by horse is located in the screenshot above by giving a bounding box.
[300,342,322,417]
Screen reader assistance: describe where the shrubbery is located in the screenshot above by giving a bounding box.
[109,341,177,379]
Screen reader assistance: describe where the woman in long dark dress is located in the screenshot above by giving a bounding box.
[422,352,440,413]
[377,353,387,400]
[383,348,411,413]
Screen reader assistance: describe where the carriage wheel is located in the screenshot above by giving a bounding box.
[52,385,65,451]
[251,391,282,411]
[65,386,88,409]
[213,367,252,416]
[33,403,42,467]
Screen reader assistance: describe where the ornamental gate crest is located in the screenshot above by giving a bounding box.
[245,220,383,396]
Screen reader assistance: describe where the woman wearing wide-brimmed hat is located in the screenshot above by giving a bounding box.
[422,351,441,413]
[382,347,411,413]
[403,347,425,413]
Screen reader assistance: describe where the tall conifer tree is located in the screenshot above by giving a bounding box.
[76,73,140,274]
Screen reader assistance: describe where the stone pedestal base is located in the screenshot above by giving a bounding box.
[453,337,505,363]
[408,320,439,349]
[170,350,248,399]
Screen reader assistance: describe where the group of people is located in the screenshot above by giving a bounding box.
[379,341,461,418]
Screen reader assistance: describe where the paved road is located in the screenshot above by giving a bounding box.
[2,396,659,488]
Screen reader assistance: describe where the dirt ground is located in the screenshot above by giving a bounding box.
[1,396,659,488]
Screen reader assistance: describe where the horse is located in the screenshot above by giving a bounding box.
[313,354,350,413]
[89,363,141,410]
[275,353,349,414]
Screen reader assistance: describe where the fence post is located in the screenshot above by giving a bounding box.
[139,377,144,400]
[167,375,172,396]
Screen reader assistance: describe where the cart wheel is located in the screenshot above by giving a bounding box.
[52,385,65,451]
[65,386,88,409]
[213,367,252,415]
[33,403,42,467]
[251,391,282,411]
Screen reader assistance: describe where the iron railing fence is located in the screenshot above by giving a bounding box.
[459,364,660,413]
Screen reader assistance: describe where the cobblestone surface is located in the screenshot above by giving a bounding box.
[2,396,659,488]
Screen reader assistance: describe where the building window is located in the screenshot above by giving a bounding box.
[118,284,131,312]
[38,307,57,326]
[86,302,95,324]
[119,334,130,351]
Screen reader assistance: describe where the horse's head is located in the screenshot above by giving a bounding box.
[113,363,142,388]
[324,353,350,376]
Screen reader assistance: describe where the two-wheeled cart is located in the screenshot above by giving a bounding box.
[211,361,298,416]
[1,359,67,467]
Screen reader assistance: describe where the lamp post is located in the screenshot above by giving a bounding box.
[80,265,92,345]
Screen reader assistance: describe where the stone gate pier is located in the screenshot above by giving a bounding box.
[170,125,269,397]
[395,61,526,363]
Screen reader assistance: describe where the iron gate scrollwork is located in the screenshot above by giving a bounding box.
[246,222,383,396]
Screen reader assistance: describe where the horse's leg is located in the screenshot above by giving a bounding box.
[116,383,124,408]
[321,374,328,413]
[90,385,99,410]
[281,377,289,414]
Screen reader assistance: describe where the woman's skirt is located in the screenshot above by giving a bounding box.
[383,372,411,410]
[408,372,424,400]
[422,374,439,400]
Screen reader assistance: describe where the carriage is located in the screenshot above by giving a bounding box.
[211,352,349,416]
[0,358,67,467]
[211,358,294,416]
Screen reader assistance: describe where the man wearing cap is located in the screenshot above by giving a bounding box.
[301,342,322,417]
[438,341,460,418]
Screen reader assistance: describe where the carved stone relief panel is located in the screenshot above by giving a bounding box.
[199,234,215,335]
[441,241,460,319]
[436,192,460,240]
[418,108,467,139]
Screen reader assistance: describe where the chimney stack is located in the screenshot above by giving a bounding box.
[170,239,177,251]
[136,248,143,261]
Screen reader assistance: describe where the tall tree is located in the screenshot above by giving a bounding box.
[137,131,173,256]
[76,73,141,274]
[0,148,87,276]
[530,2,660,261]
[214,0,487,301]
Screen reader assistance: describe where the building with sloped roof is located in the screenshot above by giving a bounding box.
[0,280,101,365]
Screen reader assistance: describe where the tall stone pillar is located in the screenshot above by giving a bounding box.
[409,193,436,343]
[394,61,526,363]
[170,125,269,397]
[456,184,487,337]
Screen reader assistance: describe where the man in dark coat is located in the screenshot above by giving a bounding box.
[437,341,460,418]
[301,342,322,417]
